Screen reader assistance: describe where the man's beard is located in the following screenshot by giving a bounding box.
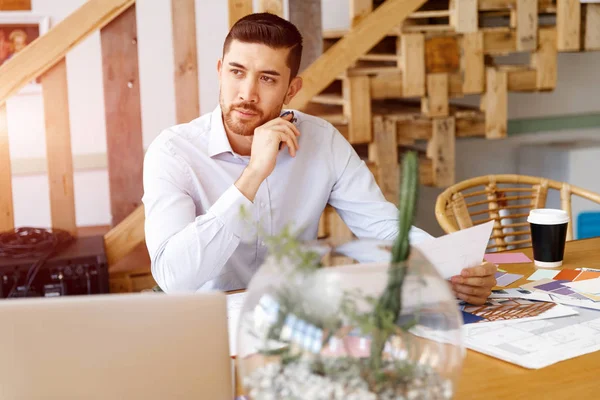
[220,96,282,137]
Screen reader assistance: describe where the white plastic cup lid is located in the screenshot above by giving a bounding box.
[527,208,569,225]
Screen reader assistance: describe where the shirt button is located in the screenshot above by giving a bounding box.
[260,202,266,208]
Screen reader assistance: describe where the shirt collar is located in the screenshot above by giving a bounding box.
[208,105,235,158]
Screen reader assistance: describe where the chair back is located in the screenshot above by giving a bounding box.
[435,174,600,252]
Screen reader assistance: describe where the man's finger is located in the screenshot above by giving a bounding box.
[461,262,497,278]
[277,130,297,157]
[456,292,488,306]
[274,126,299,153]
[452,283,492,298]
[464,275,497,287]
[278,118,301,137]
[451,275,497,287]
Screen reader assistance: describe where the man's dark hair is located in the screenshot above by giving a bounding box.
[223,13,303,79]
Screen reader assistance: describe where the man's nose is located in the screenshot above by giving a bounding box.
[238,78,258,103]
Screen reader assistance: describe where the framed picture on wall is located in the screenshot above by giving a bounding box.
[0,12,50,94]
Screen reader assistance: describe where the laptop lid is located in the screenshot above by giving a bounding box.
[0,292,232,400]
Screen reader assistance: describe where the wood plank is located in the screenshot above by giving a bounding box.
[425,36,460,74]
[461,32,485,94]
[450,0,478,33]
[370,73,403,99]
[427,117,455,188]
[350,0,373,27]
[171,0,200,123]
[288,0,427,110]
[0,0,30,10]
[479,0,515,10]
[456,112,486,137]
[400,33,426,97]
[422,73,449,117]
[483,28,517,54]
[0,0,135,105]
[506,68,537,91]
[556,0,581,51]
[289,0,323,73]
[397,118,432,142]
[370,116,399,204]
[41,59,77,235]
[327,207,354,243]
[485,68,508,139]
[258,0,283,17]
[318,212,328,238]
[228,0,253,29]
[104,205,145,266]
[100,5,145,226]
[516,0,538,51]
[530,27,557,90]
[344,76,372,144]
[0,103,13,231]
[418,157,434,186]
[584,4,600,51]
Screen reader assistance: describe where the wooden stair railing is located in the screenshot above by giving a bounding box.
[288,0,427,110]
[0,0,134,104]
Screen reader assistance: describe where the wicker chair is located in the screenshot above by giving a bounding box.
[435,175,600,252]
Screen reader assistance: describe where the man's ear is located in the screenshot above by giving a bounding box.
[284,76,303,105]
[217,59,223,83]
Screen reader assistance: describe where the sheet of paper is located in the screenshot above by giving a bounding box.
[464,306,600,369]
[565,278,600,295]
[496,273,523,287]
[484,252,532,264]
[226,292,247,357]
[527,269,560,281]
[413,221,494,279]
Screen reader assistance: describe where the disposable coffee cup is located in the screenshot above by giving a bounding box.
[527,209,569,268]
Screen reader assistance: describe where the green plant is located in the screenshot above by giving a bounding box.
[369,151,419,371]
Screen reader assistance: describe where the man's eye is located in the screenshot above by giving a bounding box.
[231,69,243,75]
[261,76,275,83]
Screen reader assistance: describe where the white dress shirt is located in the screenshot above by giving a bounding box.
[142,106,432,292]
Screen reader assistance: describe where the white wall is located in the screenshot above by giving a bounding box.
[7,0,600,232]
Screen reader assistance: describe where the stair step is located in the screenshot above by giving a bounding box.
[358,53,398,62]
[311,94,346,106]
[408,10,450,19]
[320,113,348,125]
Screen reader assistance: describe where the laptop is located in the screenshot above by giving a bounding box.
[0,292,233,399]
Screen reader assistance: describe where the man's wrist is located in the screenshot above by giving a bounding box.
[235,166,265,202]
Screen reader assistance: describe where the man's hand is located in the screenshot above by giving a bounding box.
[450,262,497,305]
[247,112,300,181]
[235,113,300,202]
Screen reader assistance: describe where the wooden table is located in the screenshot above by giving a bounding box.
[235,237,600,398]
[455,237,600,400]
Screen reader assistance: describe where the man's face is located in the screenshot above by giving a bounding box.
[217,40,301,137]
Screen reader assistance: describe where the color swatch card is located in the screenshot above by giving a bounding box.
[494,271,524,287]
[565,278,600,295]
[529,279,589,300]
[484,252,532,264]
[527,268,600,282]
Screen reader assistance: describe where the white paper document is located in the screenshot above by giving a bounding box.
[413,221,494,279]
[226,292,246,356]
[464,307,600,369]
[333,221,494,279]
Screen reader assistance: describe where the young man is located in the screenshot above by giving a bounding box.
[142,13,496,304]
